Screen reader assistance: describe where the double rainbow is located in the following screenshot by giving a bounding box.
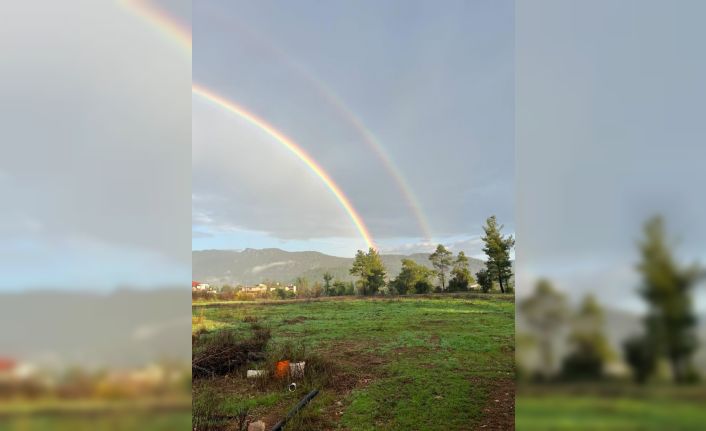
[121,0,440,249]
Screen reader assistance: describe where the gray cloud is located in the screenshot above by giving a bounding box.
[193,0,514,244]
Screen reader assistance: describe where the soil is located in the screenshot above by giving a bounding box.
[474,378,515,430]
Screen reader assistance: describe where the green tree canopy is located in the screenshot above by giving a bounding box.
[429,244,453,290]
[475,268,492,293]
[481,215,515,293]
[350,248,387,295]
[448,251,474,292]
[322,272,333,295]
[392,258,434,295]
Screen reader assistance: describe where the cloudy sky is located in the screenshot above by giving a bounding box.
[0,0,191,290]
[192,0,515,257]
[516,0,706,314]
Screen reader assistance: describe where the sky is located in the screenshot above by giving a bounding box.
[516,0,706,314]
[192,0,515,258]
[0,0,192,290]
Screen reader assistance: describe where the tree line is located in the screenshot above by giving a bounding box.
[344,215,514,296]
[198,215,514,300]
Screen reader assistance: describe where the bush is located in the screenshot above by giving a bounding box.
[415,280,432,294]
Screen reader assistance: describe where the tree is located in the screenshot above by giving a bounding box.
[448,251,474,292]
[312,281,324,298]
[561,294,613,380]
[519,279,569,377]
[350,248,387,295]
[635,216,702,383]
[429,244,453,290]
[344,281,355,296]
[322,272,333,296]
[331,280,346,296]
[294,276,308,298]
[392,258,434,295]
[476,268,492,293]
[415,279,433,294]
[481,216,515,293]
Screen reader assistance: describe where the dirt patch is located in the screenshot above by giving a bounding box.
[430,334,441,347]
[475,378,515,430]
[319,341,389,395]
[391,346,430,356]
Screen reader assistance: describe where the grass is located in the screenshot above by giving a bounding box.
[193,294,515,430]
[517,385,706,430]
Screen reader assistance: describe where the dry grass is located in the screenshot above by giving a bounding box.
[192,325,271,379]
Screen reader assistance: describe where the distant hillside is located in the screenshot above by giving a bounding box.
[192,248,486,286]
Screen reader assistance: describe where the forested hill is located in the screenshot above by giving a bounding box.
[192,248,486,286]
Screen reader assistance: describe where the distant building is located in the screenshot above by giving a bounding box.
[0,358,35,382]
[192,281,211,291]
[242,284,268,293]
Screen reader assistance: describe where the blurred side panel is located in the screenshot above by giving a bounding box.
[0,1,191,429]
[516,0,706,429]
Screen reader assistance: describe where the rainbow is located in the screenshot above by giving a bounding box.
[121,0,377,249]
[193,84,376,250]
[200,10,434,242]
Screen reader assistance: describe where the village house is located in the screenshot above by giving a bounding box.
[242,283,268,293]
[192,281,211,291]
[241,283,297,294]
[0,357,35,382]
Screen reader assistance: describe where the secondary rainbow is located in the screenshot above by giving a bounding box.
[193,84,376,250]
[119,0,192,53]
[206,12,434,242]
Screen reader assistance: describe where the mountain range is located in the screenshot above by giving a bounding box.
[192,248,486,287]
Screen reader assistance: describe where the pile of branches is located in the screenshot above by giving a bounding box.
[193,326,271,378]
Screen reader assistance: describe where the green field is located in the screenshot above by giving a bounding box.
[193,295,515,430]
[517,386,706,431]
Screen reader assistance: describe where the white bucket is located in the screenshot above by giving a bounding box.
[247,369,266,378]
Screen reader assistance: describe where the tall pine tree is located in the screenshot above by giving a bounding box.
[429,244,453,290]
[481,215,514,293]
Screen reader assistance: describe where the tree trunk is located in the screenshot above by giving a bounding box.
[497,274,505,293]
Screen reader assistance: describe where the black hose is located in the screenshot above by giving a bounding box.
[271,389,320,431]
